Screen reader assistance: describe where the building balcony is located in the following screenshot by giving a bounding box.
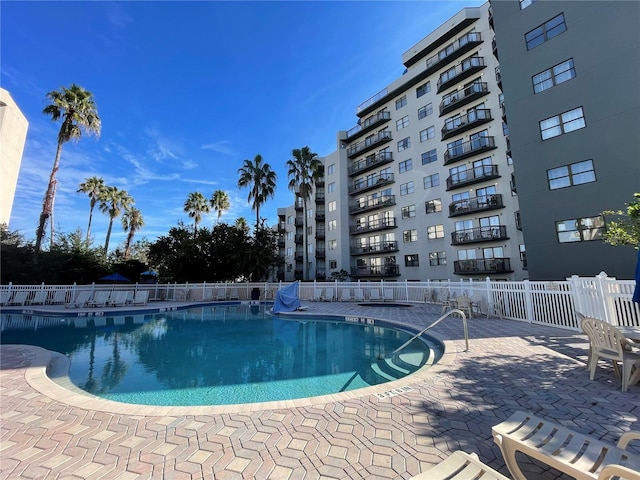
[441,109,492,140]
[351,241,399,255]
[277,238,285,247]
[346,111,392,142]
[424,32,483,80]
[315,212,325,222]
[437,56,486,93]
[347,131,392,158]
[351,264,401,278]
[294,270,303,280]
[295,253,304,262]
[446,165,500,190]
[451,225,509,245]
[316,177,325,187]
[453,258,513,275]
[448,194,504,217]
[316,269,326,280]
[495,66,502,90]
[294,218,304,227]
[294,202,303,211]
[492,37,498,60]
[277,222,286,233]
[349,194,396,215]
[348,173,395,196]
[348,151,393,177]
[315,193,325,204]
[315,229,325,239]
[349,217,397,234]
[315,249,325,259]
[294,234,304,244]
[439,81,489,116]
[444,136,496,165]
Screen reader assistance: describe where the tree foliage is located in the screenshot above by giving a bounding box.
[602,193,640,249]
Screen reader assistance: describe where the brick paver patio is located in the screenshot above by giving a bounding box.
[1,301,638,479]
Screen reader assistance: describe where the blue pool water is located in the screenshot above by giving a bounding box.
[0,305,439,406]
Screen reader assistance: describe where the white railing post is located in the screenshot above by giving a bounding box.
[523,280,533,324]
[595,271,612,324]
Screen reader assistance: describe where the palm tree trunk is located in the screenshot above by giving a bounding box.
[104,219,114,258]
[302,198,308,281]
[86,202,95,244]
[34,141,63,259]
[124,231,134,260]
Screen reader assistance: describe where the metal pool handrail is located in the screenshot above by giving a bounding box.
[393,309,469,355]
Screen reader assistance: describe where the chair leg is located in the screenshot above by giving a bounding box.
[492,436,528,480]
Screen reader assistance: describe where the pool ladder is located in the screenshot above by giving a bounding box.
[392,309,469,356]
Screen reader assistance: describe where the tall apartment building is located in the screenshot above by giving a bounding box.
[0,88,29,227]
[489,0,640,280]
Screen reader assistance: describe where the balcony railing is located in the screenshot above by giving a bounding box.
[451,225,508,245]
[315,249,326,259]
[444,136,496,165]
[347,131,392,158]
[348,173,395,196]
[294,218,304,227]
[349,217,397,234]
[356,87,388,115]
[316,270,326,280]
[277,222,286,233]
[446,165,500,190]
[295,253,304,262]
[315,229,325,239]
[348,151,393,177]
[437,56,486,93]
[351,264,401,278]
[349,195,396,215]
[425,32,483,76]
[439,81,489,116]
[441,109,492,140]
[294,270,303,280]
[453,258,513,275]
[277,238,285,247]
[315,193,325,203]
[351,241,399,255]
[315,212,325,221]
[316,177,325,187]
[346,111,392,140]
[294,234,303,244]
[294,202,303,211]
[448,194,504,217]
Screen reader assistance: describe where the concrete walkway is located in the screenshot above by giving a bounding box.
[1,301,638,479]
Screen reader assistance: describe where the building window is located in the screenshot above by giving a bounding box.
[286,231,293,240]
[327,164,335,175]
[328,239,337,250]
[306,208,313,218]
[399,159,413,173]
[420,126,435,143]
[328,219,337,231]
[328,200,337,211]
[396,115,409,130]
[421,149,437,165]
[556,215,605,243]
[286,264,293,272]
[429,251,446,266]
[329,260,337,269]
[533,58,576,94]
[425,199,442,214]
[400,181,414,196]
[520,0,535,9]
[403,229,418,242]
[328,181,335,193]
[525,13,566,50]
[397,137,410,151]
[405,254,419,267]
[416,82,431,98]
[540,107,585,140]
[547,159,596,190]
[418,103,433,119]
[401,205,416,218]
[423,173,440,189]
[395,95,407,110]
[427,224,445,240]
[287,247,293,257]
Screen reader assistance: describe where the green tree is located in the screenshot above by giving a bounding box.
[35,84,101,257]
[286,146,321,280]
[99,186,133,257]
[184,192,210,234]
[77,176,105,244]
[602,193,640,249]
[237,154,277,231]
[210,189,230,224]
[121,206,145,260]
[235,217,249,235]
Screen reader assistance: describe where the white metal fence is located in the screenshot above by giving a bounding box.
[1,272,638,330]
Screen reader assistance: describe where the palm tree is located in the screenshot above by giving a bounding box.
[35,84,101,256]
[184,192,210,234]
[234,217,249,235]
[237,154,277,231]
[77,176,105,244]
[121,206,144,260]
[99,186,133,257]
[210,190,230,224]
[286,146,321,280]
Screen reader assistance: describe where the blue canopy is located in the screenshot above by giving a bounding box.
[100,273,131,282]
[272,281,301,313]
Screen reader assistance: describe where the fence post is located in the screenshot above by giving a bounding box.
[523,280,533,324]
[597,271,618,325]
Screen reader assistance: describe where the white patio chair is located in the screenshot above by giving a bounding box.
[216,288,226,301]
[454,295,472,319]
[87,291,110,308]
[370,289,381,301]
[7,291,28,306]
[411,451,509,480]
[50,290,68,305]
[340,288,351,301]
[354,289,365,302]
[66,291,92,308]
[229,288,239,300]
[312,288,322,301]
[323,288,335,302]
[133,290,149,306]
[29,291,47,305]
[0,291,10,306]
[383,289,394,302]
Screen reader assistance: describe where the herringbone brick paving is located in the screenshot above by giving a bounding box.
[1,301,639,479]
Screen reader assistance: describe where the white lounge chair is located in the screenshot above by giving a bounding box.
[354,288,365,302]
[0,291,10,306]
[340,289,351,301]
[29,291,48,305]
[66,291,92,308]
[216,288,226,301]
[109,291,129,307]
[323,288,335,302]
[125,290,135,305]
[383,289,394,302]
[411,451,509,480]
[133,290,149,306]
[492,410,640,480]
[50,290,68,305]
[229,288,239,300]
[7,291,28,306]
[369,289,381,301]
[87,291,110,308]
[312,288,323,302]
[581,317,640,392]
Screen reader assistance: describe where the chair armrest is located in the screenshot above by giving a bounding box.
[598,464,640,480]
[617,431,640,449]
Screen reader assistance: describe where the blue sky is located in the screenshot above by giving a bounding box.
[3,0,483,252]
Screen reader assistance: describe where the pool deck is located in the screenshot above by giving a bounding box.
[1,300,639,479]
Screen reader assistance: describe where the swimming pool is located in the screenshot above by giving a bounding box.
[0,305,441,406]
